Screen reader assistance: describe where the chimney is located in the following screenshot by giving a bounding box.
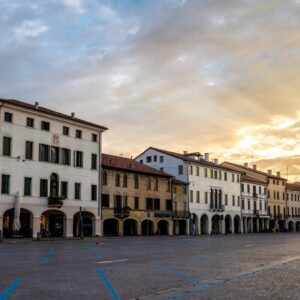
[35,102,39,109]
[253,165,257,170]
[268,169,272,175]
[277,171,281,177]
[204,153,209,161]
[71,112,75,118]
[244,163,248,168]
[214,159,219,164]
[199,154,203,160]
[183,151,187,155]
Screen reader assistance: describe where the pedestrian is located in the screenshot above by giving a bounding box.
[192,223,196,236]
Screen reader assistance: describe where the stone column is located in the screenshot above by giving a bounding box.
[137,221,142,236]
[240,218,244,234]
[95,219,101,236]
[186,219,190,235]
[119,221,124,236]
[250,218,253,233]
[244,218,247,234]
[208,217,212,235]
[221,219,225,234]
[32,216,41,239]
[66,218,73,238]
[169,221,174,236]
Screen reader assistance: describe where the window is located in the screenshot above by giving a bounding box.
[63,126,69,136]
[196,191,200,203]
[219,171,222,180]
[61,148,71,165]
[61,181,68,198]
[102,194,110,207]
[166,199,172,211]
[248,200,251,210]
[241,184,244,193]
[74,151,83,167]
[147,178,151,190]
[3,137,11,156]
[210,170,213,178]
[40,179,48,197]
[50,173,59,197]
[237,175,240,183]
[91,185,97,201]
[160,156,164,163]
[242,199,245,209]
[232,195,235,206]
[24,177,32,196]
[154,198,160,210]
[153,155,157,162]
[75,183,81,200]
[92,133,98,142]
[204,169,208,177]
[178,165,183,175]
[91,154,97,170]
[225,194,228,205]
[134,175,139,189]
[50,146,59,164]
[146,198,153,209]
[115,174,120,187]
[205,191,208,204]
[160,167,164,172]
[190,166,193,175]
[232,174,235,182]
[103,171,108,185]
[123,174,128,187]
[134,197,139,209]
[1,175,10,194]
[41,121,50,131]
[154,178,158,191]
[4,112,12,123]
[247,185,250,193]
[39,144,49,162]
[190,190,193,202]
[146,156,152,163]
[27,118,34,128]
[214,170,218,179]
[167,181,171,192]
[237,196,240,206]
[224,172,227,181]
[196,167,200,176]
[25,141,33,160]
[76,130,82,139]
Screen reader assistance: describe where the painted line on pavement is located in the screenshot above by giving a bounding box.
[0,278,21,300]
[97,259,128,264]
[96,269,121,300]
[43,245,55,265]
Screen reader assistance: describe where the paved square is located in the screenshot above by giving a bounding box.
[1,234,300,299]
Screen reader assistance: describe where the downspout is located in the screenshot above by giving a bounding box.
[98,131,103,236]
[171,177,174,235]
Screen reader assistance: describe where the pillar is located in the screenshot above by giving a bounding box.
[208,217,212,235]
[244,218,247,234]
[119,221,124,236]
[32,216,41,239]
[137,221,142,236]
[66,218,73,238]
[256,218,260,233]
[186,219,190,235]
[250,218,253,233]
[169,221,173,236]
[240,218,244,234]
[95,219,101,236]
[221,219,225,234]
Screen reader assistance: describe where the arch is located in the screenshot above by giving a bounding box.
[40,209,66,237]
[288,221,294,232]
[234,215,240,234]
[225,215,232,234]
[50,173,59,197]
[200,214,209,234]
[190,213,198,235]
[73,211,95,237]
[123,218,138,236]
[296,221,300,232]
[141,219,154,236]
[157,220,169,235]
[103,218,119,236]
[211,215,221,234]
[2,208,33,238]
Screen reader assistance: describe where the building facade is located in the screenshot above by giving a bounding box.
[0,99,107,238]
[136,148,243,235]
[101,154,189,236]
[286,183,300,232]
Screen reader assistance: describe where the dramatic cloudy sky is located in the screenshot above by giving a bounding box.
[1,0,300,180]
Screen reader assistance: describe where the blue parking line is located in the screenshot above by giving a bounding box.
[0,278,21,300]
[43,245,55,264]
[153,262,209,287]
[96,269,121,300]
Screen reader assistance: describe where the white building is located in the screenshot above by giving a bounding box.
[136,148,243,235]
[286,183,300,232]
[0,99,107,238]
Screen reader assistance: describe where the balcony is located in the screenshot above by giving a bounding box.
[172,211,190,219]
[210,205,225,212]
[114,206,130,218]
[253,193,258,198]
[48,196,64,208]
[253,209,260,216]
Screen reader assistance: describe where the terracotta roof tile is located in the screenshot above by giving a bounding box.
[287,183,300,192]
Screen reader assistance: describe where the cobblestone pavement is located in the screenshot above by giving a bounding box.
[0,233,300,300]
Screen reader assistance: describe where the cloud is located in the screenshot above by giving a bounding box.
[63,0,84,13]
[14,20,48,39]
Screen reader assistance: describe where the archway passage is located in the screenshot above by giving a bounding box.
[123,219,137,236]
[157,220,169,235]
[211,215,220,234]
[103,219,119,236]
[201,214,209,234]
[225,215,232,234]
[41,210,65,237]
[2,208,33,238]
[73,212,95,237]
[234,216,240,234]
[141,220,154,236]
[296,221,300,232]
[288,221,294,232]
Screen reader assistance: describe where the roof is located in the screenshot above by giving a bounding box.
[286,183,300,192]
[136,147,243,173]
[102,153,173,178]
[0,98,108,131]
[221,161,287,181]
[242,174,268,185]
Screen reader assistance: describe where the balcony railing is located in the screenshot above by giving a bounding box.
[48,196,65,208]
[172,211,190,219]
[253,209,260,216]
[114,206,130,218]
[210,205,225,212]
[253,193,258,198]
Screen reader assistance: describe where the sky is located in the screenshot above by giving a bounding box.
[1,0,300,181]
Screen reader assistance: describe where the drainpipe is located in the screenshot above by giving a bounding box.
[171,177,174,235]
[98,131,103,236]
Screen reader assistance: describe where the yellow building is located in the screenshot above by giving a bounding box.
[101,154,189,236]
